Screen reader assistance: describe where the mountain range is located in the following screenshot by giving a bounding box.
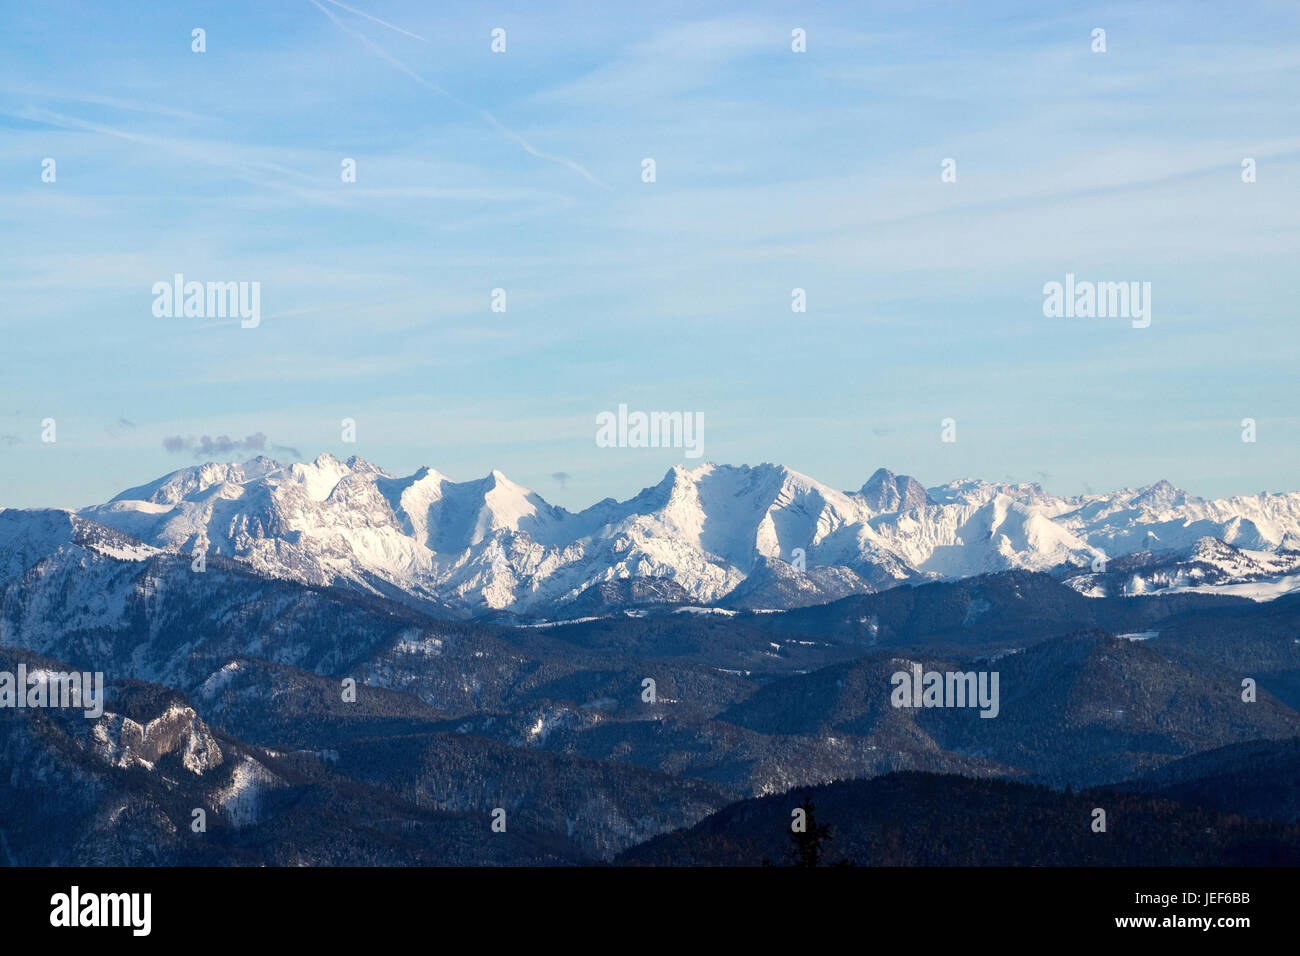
[3,454,1300,864]
[10,453,1299,618]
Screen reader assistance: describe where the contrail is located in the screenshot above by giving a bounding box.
[306,0,609,188]
[317,0,428,42]
[479,112,610,188]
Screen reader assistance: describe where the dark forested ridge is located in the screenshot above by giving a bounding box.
[616,772,1300,866]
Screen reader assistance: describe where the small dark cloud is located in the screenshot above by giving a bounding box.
[871,425,893,437]
[106,417,138,439]
[551,471,571,488]
[1036,470,1051,482]
[0,434,18,446]
[162,432,301,460]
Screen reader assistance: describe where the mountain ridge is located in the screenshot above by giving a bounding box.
[8,453,1300,617]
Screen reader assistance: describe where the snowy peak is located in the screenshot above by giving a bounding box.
[927,477,1055,508]
[472,468,567,544]
[857,468,935,513]
[617,462,875,567]
[111,456,285,505]
[343,455,387,476]
[1131,479,1198,513]
[284,453,355,501]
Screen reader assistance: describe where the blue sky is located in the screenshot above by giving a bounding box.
[2,0,1298,510]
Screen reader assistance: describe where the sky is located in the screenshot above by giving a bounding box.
[1,0,1298,511]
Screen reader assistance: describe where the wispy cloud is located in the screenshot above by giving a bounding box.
[18,107,340,202]
[6,86,208,122]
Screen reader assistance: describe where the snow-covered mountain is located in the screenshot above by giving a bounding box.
[9,454,1300,616]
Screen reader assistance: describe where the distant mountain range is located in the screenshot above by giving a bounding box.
[3,463,1300,863]
[7,454,1299,618]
